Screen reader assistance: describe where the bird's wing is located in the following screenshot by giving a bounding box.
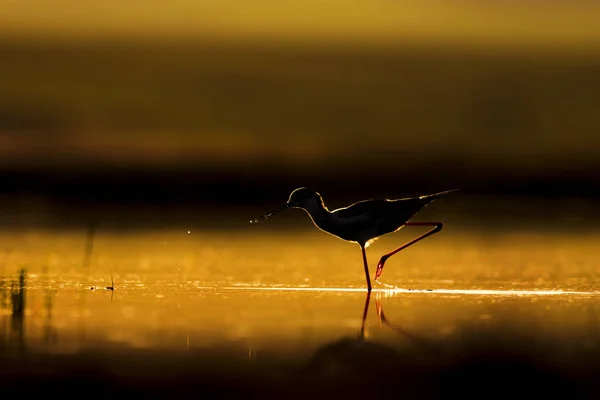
[336,197,429,220]
[338,197,433,229]
[333,199,391,221]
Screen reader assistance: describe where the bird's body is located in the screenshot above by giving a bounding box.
[298,190,456,247]
[253,187,457,291]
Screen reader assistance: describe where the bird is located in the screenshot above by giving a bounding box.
[251,187,458,291]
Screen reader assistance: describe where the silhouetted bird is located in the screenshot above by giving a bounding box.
[253,187,457,291]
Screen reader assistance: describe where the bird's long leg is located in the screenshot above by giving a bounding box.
[361,245,372,292]
[375,222,443,280]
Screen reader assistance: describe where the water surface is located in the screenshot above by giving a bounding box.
[1,228,600,397]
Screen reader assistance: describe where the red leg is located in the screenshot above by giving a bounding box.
[361,245,372,292]
[375,222,443,280]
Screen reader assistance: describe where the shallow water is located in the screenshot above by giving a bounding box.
[2,228,600,397]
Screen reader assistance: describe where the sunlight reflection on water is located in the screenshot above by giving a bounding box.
[1,229,600,361]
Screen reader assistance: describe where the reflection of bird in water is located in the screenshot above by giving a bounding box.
[252,187,457,290]
[307,293,398,377]
[304,294,579,398]
[375,299,440,356]
[306,292,439,381]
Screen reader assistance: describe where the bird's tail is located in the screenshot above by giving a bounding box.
[419,189,460,201]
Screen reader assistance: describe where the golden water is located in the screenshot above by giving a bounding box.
[1,228,599,396]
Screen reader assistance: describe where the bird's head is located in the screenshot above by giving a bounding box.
[252,187,323,223]
[287,187,323,209]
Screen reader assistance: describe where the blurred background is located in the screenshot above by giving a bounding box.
[3,5,600,396]
[1,1,600,229]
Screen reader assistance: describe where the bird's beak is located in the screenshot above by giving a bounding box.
[251,203,291,223]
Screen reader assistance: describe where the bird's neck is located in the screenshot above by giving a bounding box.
[301,201,332,227]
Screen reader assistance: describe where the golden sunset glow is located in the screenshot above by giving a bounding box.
[1,1,600,397]
[1,1,600,49]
